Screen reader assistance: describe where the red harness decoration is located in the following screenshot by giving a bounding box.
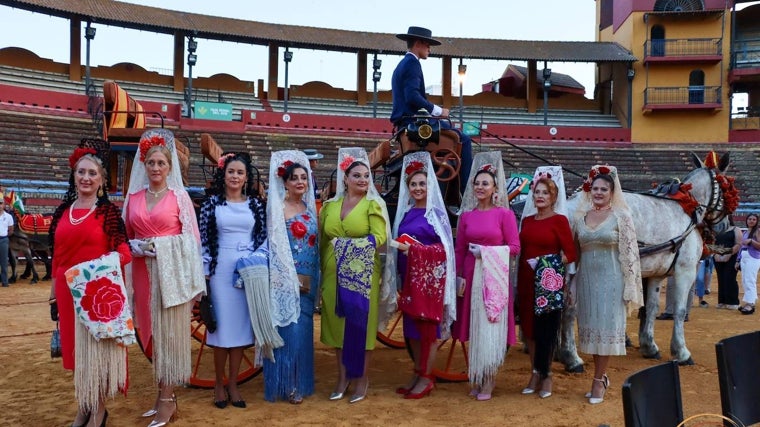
[668,183,701,216]
[18,214,53,234]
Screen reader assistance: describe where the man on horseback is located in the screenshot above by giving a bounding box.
[391,26,473,190]
[0,196,14,287]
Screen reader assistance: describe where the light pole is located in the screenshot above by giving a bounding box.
[372,54,382,118]
[458,60,467,127]
[84,21,96,97]
[283,48,293,113]
[543,65,551,126]
[627,67,635,128]
[186,36,198,118]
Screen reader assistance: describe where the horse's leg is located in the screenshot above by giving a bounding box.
[23,248,38,284]
[40,250,52,281]
[670,265,695,365]
[558,275,584,373]
[20,258,32,279]
[639,277,662,360]
[8,251,17,284]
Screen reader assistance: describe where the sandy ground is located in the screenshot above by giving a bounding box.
[1,265,758,427]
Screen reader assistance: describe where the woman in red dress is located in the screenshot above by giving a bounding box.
[517,172,576,399]
[48,138,132,427]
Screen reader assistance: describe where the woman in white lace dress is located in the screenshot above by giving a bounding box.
[572,165,642,405]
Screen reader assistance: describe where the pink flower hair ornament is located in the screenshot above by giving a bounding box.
[138,135,166,162]
[217,153,236,169]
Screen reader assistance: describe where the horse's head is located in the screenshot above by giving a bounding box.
[686,152,736,227]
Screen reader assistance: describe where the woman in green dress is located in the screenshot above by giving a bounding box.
[319,147,395,404]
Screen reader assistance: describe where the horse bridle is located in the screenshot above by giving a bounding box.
[701,168,728,228]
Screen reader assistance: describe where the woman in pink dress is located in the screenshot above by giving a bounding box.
[453,151,520,400]
[123,129,205,427]
[49,138,132,427]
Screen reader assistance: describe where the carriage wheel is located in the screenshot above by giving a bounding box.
[136,302,262,389]
[432,337,469,382]
[431,149,461,182]
[375,308,406,349]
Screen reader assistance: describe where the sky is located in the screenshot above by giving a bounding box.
[0,0,599,97]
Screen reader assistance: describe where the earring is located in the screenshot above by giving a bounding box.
[97,186,104,198]
[492,193,499,205]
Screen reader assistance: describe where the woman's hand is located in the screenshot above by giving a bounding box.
[456,276,466,297]
[468,243,482,259]
[129,239,155,257]
[396,242,410,254]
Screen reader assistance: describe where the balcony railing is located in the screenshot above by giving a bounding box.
[644,38,722,62]
[732,38,760,69]
[643,86,722,109]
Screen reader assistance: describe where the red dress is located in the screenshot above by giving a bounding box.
[53,206,131,370]
[517,214,576,340]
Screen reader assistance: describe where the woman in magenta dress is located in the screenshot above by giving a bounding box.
[123,129,205,426]
[453,151,520,400]
[517,170,576,399]
[49,138,131,427]
[392,152,456,400]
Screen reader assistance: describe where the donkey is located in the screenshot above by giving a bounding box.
[558,152,731,369]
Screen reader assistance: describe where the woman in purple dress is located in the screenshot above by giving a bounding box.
[392,152,455,400]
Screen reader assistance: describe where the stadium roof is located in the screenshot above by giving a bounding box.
[1,0,637,63]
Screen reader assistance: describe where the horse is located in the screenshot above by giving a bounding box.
[557,152,731,369]
[7,210,52,283]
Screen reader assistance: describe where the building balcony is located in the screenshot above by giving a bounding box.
[643,38,722,64]
[643,86,722,111]
[729,38,760,82]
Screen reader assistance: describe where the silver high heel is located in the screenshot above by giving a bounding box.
[538,373,553,399]
[521,369,540,395]
[588,374,609,404]
[348,381,369,404]
[329,382,349,401]
[147,394,178,427]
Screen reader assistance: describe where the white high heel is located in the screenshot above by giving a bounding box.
[588,374,609,404]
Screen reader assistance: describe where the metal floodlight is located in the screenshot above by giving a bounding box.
[627,68,636,80]
[188,39,197,53]
[543,68,552,80]
[284,50,293,62]
[373,58,382,70]
[544,80,551,89]
[85,25,96,40]
[373,71,381,82]
[458,63,467,76]
[187,53,197,66]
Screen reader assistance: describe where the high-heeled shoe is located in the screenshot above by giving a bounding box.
[404,375,435,399]
[349,381,369,404]
[585,374,610,398]
[396,369,420,395]
[329,382,349,401]
[538,374,553,399]
[214,386,228,409]
[148,395,177,427]
[521,369,540,395]
[588,375,609,404]
[289,390,304,405]
[142,391,160,417]
[476,381,495,401]
[88,410,107,427]
[70,410,90,427]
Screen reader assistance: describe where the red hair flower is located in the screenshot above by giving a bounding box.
[405,161,426,176]
[479,163,496,174]
[277,160,294,178]
[339,155,356,172]
[69,147,97,169]
[598,166,611,175]
[138,135,166,162]
[217,153,236,169]
[290,220,308,239]
[583,165,614,192]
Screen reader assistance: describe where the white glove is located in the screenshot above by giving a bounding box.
[129,239,156,258]
[468,243,482,259]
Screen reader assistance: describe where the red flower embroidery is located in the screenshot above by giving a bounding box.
[290,220,308,239]
[80,277,125,322]
[540,268,564,292]
[308,234,316,247]
[536,296,548,308]
[302,214,310,221]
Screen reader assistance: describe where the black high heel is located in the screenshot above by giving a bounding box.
[70,411,90,427]
[214,386,229,409]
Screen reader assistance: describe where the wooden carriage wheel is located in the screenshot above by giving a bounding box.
[136,302,262,389]
[375,309,406,349]
[431,149,461,182]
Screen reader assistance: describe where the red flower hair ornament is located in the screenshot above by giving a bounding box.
[69,148,97,169]
[529,171,553,191]
[478,163,496,175]
[339,155,356,172]
[405,161,426,176]
[138,135,166,162]
[582,165,615,192]
[277,160,295,178]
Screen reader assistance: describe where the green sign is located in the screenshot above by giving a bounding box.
[510,173,533,194]
[195,101,233,121]
[463,121,481,136]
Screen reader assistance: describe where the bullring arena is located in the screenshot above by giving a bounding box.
[1,1,760,426]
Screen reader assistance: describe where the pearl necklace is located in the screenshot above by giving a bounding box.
[147,186,169,199]
[68,200,96,226]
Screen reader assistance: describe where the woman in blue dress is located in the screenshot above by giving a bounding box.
[199,152,266,409]
[264,150,318,403]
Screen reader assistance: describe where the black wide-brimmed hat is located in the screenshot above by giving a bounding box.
[396,26,441,46]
